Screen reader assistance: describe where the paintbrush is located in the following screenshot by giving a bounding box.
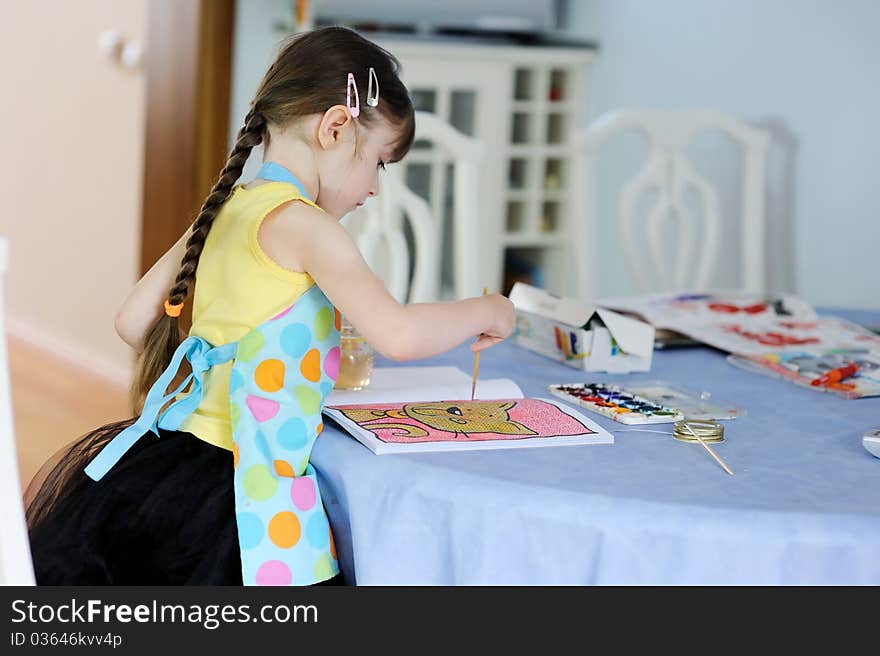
[681,421,734,476]
[470,287,488,400]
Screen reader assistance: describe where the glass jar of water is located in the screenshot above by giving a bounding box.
[336,319,374,390]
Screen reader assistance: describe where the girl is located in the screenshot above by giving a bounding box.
[25,26,514,586]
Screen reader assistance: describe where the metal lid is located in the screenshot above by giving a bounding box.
[673,419,725,443]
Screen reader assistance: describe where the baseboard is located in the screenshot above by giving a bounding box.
[5,316,131,390]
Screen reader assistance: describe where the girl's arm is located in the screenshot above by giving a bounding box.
[284,206,515,361]
[115,224,193,352]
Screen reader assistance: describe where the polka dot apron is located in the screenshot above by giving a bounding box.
[85,285,341,585]
[228,285,342,585]
[85,165,342,586]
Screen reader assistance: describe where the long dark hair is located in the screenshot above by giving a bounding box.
[26,26,414,531]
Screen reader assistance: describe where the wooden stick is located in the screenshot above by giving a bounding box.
[681,421,735,476]
[470,287,488,400]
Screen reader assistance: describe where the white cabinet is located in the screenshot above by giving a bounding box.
[377,37,594,298]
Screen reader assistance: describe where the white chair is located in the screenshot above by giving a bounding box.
[572,108,771,298]
[345,111,485,302]
[0,237,36,585]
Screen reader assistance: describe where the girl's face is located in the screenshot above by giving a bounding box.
[314,110,400,220]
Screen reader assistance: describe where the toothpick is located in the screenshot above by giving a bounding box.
[470,287,488,400]
[681,421,734,476]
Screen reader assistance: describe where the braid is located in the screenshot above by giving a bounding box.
[128,110,266,412]
[168,110,266,303]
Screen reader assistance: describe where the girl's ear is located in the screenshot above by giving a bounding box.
[317,104,354,150]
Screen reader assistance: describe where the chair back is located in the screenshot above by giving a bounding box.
[345,111,485,302]
[0,236,37,585]
[573,108,771,297]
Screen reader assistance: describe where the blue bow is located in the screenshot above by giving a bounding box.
[84,335,237,481]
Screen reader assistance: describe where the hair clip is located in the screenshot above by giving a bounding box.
[346,72,360,118]
[366,67,379,107]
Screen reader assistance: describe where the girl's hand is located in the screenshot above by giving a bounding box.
[470,293,516,352]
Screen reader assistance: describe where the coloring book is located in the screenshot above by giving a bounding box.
[323,367,613,454]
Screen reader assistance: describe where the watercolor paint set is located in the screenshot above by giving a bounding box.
[547,383,683,424]
[625,383,741,421]
[548,382,741,425]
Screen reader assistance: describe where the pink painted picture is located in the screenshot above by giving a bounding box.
[324,397,613,454]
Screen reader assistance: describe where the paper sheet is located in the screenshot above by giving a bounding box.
[326,366,524,406]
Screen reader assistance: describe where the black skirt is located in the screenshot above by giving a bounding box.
[27,423,343,586]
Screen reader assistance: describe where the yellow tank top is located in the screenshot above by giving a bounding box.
[179,182,321,451]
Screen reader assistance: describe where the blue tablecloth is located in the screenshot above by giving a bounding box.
[311,310,880,585]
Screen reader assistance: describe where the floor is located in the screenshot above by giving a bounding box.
[8,336,129,493]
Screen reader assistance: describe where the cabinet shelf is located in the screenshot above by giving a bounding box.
[505,189,531,201]
[502,232,566,246]
[507,145,573,157]
[511,100,574,113]
[506,188,569,200]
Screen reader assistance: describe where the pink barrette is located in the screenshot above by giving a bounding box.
[346,72,360,118]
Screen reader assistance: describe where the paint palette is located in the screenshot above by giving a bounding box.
[548,383,683,425]
[626,384,740,421]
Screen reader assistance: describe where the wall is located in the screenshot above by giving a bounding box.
[229,0,294,180]
[561,0,880,308]
[0,0,145,383]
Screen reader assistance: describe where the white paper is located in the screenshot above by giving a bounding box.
[326,366,524,406]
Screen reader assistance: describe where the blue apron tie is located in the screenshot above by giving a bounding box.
[84,335,236,481]
[255,162,311,200]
